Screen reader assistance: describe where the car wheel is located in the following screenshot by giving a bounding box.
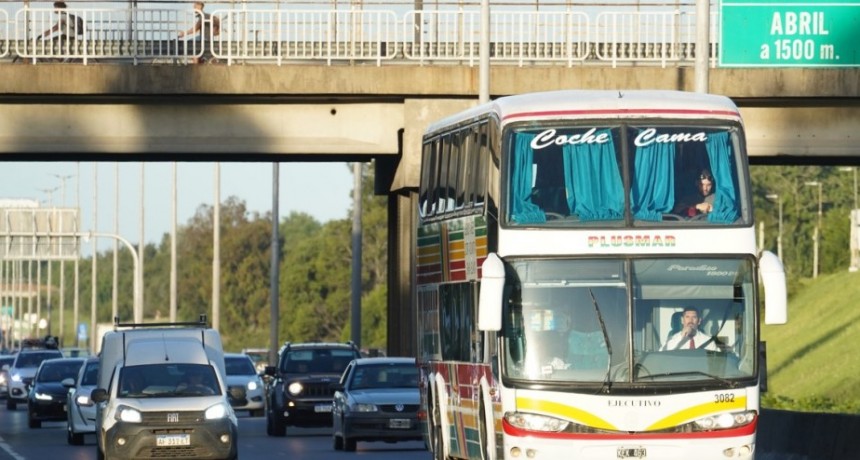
[96,446,105,460]
[344,437,357,452]
[6,399,15,410]
[68,426,84,445]
[332,433,343,451]
[28,417,41,429]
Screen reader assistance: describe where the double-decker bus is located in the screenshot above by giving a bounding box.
[415,90,787,460]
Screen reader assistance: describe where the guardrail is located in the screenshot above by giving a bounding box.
[2,6,719,67]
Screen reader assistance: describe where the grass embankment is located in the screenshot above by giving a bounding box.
[761,270,860,413]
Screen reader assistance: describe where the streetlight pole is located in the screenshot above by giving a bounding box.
[766,194,783,261]
[805,181,823,278]
[839,167,859,272]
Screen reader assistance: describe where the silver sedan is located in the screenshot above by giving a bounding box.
[332,357,423,452]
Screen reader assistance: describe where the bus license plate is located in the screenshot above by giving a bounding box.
[156,434,190,447]
[389,418,411,429]
[314,404,332,413]
[617,447,646,459]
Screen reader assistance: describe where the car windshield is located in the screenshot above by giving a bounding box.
[281,349,356,374]
[225,356,256,376]
[503,257,756,388]
[16,351,63,368]
[37,361,83,383]
[349,363,419,390]
[119,363,221,398]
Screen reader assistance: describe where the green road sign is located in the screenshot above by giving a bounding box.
[720,0,860,67]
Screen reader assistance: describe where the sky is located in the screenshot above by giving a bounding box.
[0,162,355,254]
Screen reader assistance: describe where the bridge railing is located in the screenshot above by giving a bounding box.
[213,9,399,66]
[4,5,719,67]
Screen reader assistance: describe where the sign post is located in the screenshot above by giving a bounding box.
[720,0,860,67]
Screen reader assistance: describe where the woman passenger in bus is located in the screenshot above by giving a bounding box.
[674,169,715,217]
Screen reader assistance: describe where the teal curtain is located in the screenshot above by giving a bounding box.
[510,134,546,224]
[706,132,740,223]
[562,132,623,221]
[632,142,676,221]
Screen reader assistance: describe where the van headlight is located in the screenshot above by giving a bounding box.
[205,402,229,420]
[115,405,142,423]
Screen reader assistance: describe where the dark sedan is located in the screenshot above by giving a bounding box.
[332,357,422,452]
[27,357,85,428]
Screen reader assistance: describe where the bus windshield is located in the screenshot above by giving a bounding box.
[503,258,756,386]
[505,124,748,227]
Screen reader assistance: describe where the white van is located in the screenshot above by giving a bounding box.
[91,316,238,460]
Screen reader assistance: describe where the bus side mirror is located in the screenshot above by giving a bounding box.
[478,253,504,332]
[759,250,787,325]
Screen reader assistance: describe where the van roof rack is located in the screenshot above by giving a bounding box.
[114,314,209,329]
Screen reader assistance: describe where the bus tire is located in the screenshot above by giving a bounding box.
[431,401,446,460]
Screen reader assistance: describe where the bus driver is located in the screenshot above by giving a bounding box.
[661,307,719,351]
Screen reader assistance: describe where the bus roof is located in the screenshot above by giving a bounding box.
[424,90,741,136]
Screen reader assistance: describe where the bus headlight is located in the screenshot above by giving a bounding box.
[504,412,570,433]
[692,410,756,431]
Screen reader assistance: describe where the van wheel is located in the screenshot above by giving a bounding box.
[6,400,15,410]
[344,438,357,452]
[333,433,343,451]
[28,417,41,429]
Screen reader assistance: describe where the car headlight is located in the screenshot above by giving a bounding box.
[0,374,6,384]
[349,403,378,413]
[247,381,258,391]
[11,374,21,383]
[76,394,92,406]
[115,405,142,423]
[504,411,570,433]
[691,410,756,431]
[205,402,229,420]
[34,392,53,401]
[287,382,303,396]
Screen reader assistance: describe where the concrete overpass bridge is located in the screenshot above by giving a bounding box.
[2,2,860,355]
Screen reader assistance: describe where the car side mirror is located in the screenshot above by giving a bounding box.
[1,364,8,371]
[331,382,344,392]
[91,388,108,403]
[264,365,276,377]
[61,377,76,388]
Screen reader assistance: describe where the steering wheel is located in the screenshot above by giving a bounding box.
[544,212,565,221]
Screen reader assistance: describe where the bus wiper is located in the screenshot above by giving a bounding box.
[641,371,737,388]
[588,288,613,393]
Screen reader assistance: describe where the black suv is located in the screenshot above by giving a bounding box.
[265,342,361,436]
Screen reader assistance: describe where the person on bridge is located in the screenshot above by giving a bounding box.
[674,168,716,217]
[40,2,84,46]
[661,306,719,351]
[178,1,221,64]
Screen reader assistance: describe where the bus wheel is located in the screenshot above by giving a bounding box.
[431,402,446,460]
[479,401,494,460]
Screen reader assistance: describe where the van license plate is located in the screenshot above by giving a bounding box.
[157,434,191,447]
[617,447,646,459]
